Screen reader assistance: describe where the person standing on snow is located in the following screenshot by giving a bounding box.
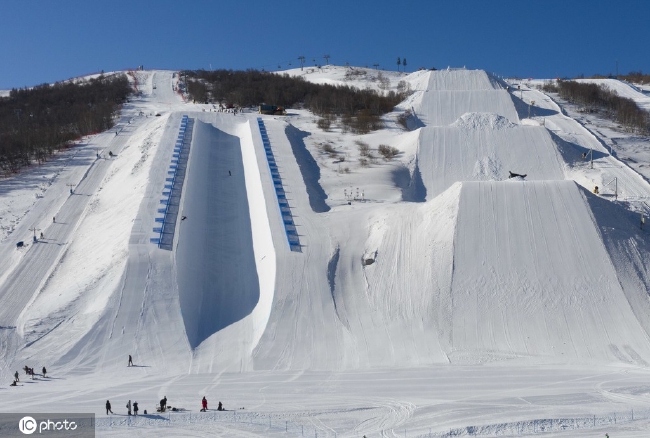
[133,401,139,415]
[160,396,167,412]
[201,396,208,412]
[42,366,47,377]
[106,400,114,415]
[14,371,19,382]
[126,399,132,416]
[128,355,133,367]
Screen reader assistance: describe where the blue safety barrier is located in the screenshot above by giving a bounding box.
[152,116,193,249]
[257,118,301,252]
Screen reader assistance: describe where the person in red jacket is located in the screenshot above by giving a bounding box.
[201,396,208,412]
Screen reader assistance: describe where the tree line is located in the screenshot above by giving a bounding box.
[586,71,650,85]
[542,80,649,135]
[183,69,408,134]
[0,74,131,176]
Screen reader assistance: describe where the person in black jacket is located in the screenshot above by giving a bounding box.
[133,401,139,416]
[106,400,114,415]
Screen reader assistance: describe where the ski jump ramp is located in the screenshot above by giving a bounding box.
[416,69,520,127]
[417,113,566,199]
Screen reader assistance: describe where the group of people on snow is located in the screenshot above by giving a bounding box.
[9,365,47,387]
[104,393,225,416]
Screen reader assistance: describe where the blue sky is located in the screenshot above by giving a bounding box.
[1,0,649,89]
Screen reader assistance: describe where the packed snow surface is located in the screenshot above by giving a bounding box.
[1,67,650,437]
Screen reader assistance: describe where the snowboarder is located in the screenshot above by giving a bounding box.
[42,366,46,377]
[508,171,527,179]
[106,400,114,415]
[126,400,132,416]
[217,401,223,411]
[201,396,208,412]
[128,355,133,367]
[10,380,17,386]
[133,401,139,415]
[14,371,19,382]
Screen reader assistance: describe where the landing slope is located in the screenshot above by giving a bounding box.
[450,180,650,364]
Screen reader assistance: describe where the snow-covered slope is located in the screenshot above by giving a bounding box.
[576,78,650,111]
[2,67,650,437]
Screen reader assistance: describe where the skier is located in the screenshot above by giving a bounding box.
[106,400,114,415]
[128,355,133,367]
[201,396,208,412]
[14,371,19,382]
[10,380,17,386]
[133,401,139,416]
[126,400,132,416]
[42,366,47,377]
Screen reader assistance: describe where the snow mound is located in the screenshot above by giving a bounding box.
[452,112,517,131]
